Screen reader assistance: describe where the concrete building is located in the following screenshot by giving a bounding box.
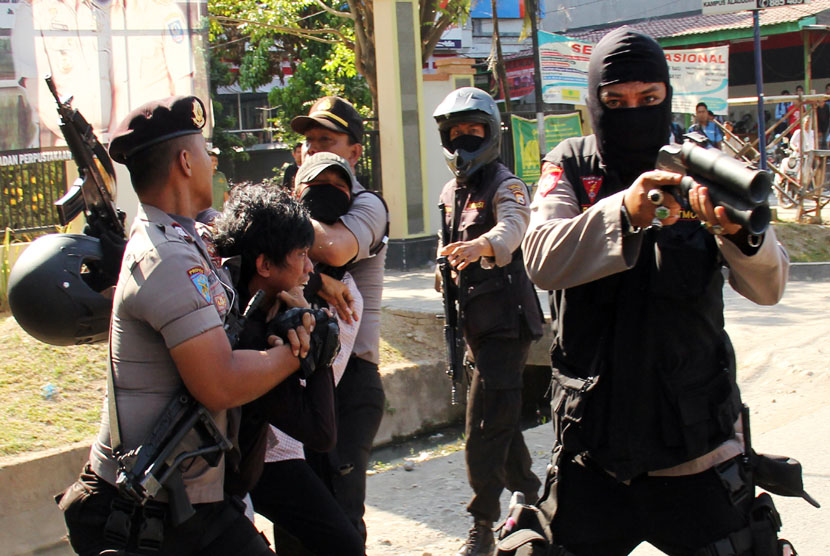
[556,1,830,124]
[540,0,700,34]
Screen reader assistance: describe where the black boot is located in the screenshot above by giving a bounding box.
[458,519,495,556]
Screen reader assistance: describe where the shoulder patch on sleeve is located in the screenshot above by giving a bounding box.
[187,266,211,303]
[166,17,184,43]
[538,163,563,197]
[506,182,527,205]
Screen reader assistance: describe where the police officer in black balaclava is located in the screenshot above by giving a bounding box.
[520,28,794,555]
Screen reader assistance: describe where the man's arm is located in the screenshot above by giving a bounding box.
[171,321,310,413]
[718,228,789,306]
[337,190,387,263]
[440,179,530,270]
[129,238,311,413]
[522,169,632,291]
[523,160,684,291]
[309,219,359,267]
[690,184,789,306]
[317,273,358,323]
[483,179,531,266]
[684,182,788,306]
[713,124,724,149]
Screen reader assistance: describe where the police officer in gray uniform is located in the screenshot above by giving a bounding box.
[290,96,388,546]
[57,96,313,555]
[433,87,543,556]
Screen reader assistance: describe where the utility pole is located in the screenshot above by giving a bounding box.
[753,10,767,170]
[528,0,546,158]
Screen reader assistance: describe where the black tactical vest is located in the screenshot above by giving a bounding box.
[544,136,741,481]
[440,161,543,342]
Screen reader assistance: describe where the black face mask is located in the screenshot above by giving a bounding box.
[449,134,485,154]
[300,184,351,224]
[594,101,672,185]
[587,28,673,187]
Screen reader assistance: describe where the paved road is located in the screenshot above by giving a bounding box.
[293,279,829,555]
[360,278,829,555]
[41,278,829,556]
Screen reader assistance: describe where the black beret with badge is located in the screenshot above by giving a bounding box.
[109,96,206,164]
[290,96,363,144]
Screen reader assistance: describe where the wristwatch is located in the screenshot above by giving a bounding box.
[620,204,641,237]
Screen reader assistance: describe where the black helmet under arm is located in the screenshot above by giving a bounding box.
[8,233,115,345]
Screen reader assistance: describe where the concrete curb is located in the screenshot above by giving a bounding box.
[0,443,89,556]
[375,360,464,446]
[789,262,830,281]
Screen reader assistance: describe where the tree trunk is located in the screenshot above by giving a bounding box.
[491,0,511,112]
[349,0,378,111]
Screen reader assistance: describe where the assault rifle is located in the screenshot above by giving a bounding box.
[115,391,231,525]
[655,132,772,235]
[437,255,466,405]
[115,291,265,525]
[46,75,125,239]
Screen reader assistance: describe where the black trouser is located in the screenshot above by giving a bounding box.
[60,464,273,556]
[250,459,364,556]
[549,454,751,556]
[307,355,385,542]
[464,334,541,524]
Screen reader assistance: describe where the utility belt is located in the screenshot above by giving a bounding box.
[497,404,819,556]
[695,450,818,556]
[460,253,525,286]
[100,490,169,553]
[692,455,783,556]
[58,464,247,554]
[57,465,170,553]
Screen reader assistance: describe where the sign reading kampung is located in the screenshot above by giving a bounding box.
[538,31,729,116]
[511,113,582,183]
[702,0,808,15]
[702,0,756,15]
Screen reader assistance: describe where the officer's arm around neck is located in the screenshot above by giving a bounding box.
[170,326,301,413]
[309,219,359,267]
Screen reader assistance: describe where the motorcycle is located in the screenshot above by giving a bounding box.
[773,138,807,209]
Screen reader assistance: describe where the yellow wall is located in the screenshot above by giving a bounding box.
[374,0,429,239]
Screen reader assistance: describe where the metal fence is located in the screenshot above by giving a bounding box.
[0,157,67,237]
[499,118,517,174]
[355,118,382,194]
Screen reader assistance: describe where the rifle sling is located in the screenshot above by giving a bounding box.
[107,328,123,456]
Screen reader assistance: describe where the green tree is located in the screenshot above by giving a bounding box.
[265,45,372,143]
[208,50,254,161]
[209,0,470,110]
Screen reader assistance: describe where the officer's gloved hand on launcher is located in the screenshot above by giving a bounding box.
[268,308,341,379]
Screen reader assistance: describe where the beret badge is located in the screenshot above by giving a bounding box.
[192,99,205,128]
